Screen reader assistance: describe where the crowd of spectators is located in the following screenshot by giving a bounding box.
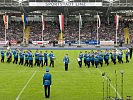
[0,20,133,44]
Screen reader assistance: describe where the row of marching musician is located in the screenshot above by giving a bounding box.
[77,49,130,68]
[0,48,55,68]
[0,48,132,71]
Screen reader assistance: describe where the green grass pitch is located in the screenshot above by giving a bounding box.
[0,50,133,100]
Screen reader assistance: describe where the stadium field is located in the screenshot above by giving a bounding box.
[0,50,133,100]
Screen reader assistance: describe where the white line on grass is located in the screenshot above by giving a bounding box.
[20,67,27,73]
[97,68,122,99]
[16,70,37,100]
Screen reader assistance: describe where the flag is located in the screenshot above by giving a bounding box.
[3,15,8,29]
[22,14,27,24]
[79,14,82,29]
[59,14,64,31]
[42,15,45,30]
[97,14,101,29]
[115,14,119,30]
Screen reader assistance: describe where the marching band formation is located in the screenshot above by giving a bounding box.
[77,49,130,68]
[0,48,55,68]
[0,47,131,71]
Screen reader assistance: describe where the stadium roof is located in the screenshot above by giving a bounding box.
[0,0,133,17]
[0,0,132,3]
[0,0,133,4]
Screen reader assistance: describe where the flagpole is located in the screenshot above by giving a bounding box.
[115,14,118,46]
[79,23,80,46]
[42,28,44,46]
[42,14,44,41]
[116,29,117,46]
[61,30,63,46]
[79,14,81,46]
[42,27,44,41]
[61,13,63,46]
[5,27,6,43]
[23,22,25,44]
[97,16,99,46]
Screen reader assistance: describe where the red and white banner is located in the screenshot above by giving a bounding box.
[115,14,119,30]
[42,15,45,30]
[100,41,114,46]
[32,41,49,45]
[10,40,17,45]
[3,15,8,29]
[59,14,64,31]
[0,41,8,45]
[0,40,17,45]
[58,40,65,45]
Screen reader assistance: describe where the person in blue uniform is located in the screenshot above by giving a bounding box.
[99,51,104,67]
[6,49,12,63]
[12,48,18,64]
[90,50,94,67]
[63,54,70,71]
[104,50,109,66]
[39,51,43,67]
[119,50,123,63]
[28,50,34,67]
[110,50,114,62]
[117,50,120,63]
[112,50,117,65]
[24,51,29,66]
[19,50,24,65]
[43,68,52,98]
[44,51,48,66]
[86,53,91,68]
[125,50,129,63]
[78,51,83,68]
[34,50,39,66]
[49,51,55,67]
[94,52,99,68]
[84,51,87,67]
[1,50,5,63]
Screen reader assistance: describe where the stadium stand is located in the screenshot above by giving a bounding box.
[0,0,133,46]
[0,20,133,44]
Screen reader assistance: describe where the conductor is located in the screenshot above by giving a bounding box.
[43,68,52,98]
